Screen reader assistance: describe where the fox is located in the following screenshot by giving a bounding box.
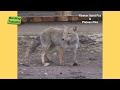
[25,25,79,66]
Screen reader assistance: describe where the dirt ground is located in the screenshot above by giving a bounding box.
[18,32,102,79]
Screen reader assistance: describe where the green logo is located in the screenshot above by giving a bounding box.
[7,16,22,25]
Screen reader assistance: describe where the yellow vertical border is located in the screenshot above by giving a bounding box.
[0,11,17,79]
[103,11,120,79]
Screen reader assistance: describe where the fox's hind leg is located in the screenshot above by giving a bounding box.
[41,48,48,65]
[45,54,54,63]
[71,48,78,66]
[45,43,56,63]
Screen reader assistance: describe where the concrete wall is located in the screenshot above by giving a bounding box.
[55,11,72,16]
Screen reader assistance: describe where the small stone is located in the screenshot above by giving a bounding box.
[90,51,94,53]
[20,71,24,74]
[44,73,48,75]
[23,69,26,70]
[89,58,96,60]
[20,68,22,70]
[53,53,57,56]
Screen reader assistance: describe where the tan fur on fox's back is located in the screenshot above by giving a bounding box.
[40,27,79,49]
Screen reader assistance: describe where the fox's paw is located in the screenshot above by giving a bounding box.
[73,63,78,66]
[59,63,64,66]
[43,63,50,66]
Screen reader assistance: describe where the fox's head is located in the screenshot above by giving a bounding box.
[62,25,78,41]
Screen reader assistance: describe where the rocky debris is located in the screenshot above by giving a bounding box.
[79,33,102,45]
[79,35,96,44]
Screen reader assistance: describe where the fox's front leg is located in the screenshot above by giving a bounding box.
[41,48,50,66]
[72,48,78,66]
[41,48,46,64]
[59,47,64,66]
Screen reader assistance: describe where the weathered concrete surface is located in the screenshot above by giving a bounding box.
[18,21,102,35]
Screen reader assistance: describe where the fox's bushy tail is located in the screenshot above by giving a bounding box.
[25,35,41,58]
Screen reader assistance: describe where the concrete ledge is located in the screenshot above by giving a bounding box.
[21,15,102,23]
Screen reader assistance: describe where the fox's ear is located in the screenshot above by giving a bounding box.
[73,26,77,32]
